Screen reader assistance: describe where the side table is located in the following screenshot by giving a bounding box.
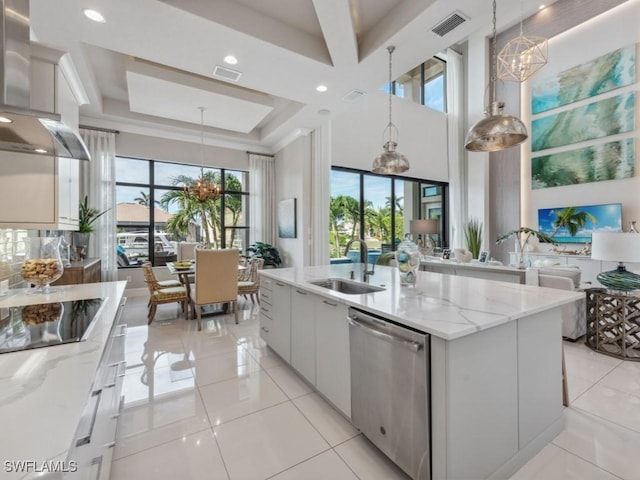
[585,288,640,361]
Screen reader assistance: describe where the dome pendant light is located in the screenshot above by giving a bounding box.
[372,46,410,174]
[464,0,528,152]
[184,107,221,203]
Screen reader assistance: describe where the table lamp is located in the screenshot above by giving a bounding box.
[410,219,439,254]
[591,232,640,292]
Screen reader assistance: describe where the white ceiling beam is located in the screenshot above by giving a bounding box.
[312,0,358,67]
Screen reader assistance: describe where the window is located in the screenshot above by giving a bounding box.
[115,157,249,267]
[330,167,448,262]
[385,56,447,113]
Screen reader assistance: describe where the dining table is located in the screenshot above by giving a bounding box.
[166,260,247,318]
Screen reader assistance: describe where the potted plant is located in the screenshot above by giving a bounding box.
[496,227,556,268]
[463,217,483,259]
[247,242,282,268]
[74,196,110,252]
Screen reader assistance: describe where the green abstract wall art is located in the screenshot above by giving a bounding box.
[532,44,637,114]
[531,92,635,152]
[531,139,635,189]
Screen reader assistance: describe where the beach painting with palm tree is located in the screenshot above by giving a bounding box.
[538,203,622,243]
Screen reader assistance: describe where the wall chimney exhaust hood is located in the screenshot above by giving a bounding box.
[0,0,90,160]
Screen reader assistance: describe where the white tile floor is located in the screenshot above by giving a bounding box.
[110,295,640,480]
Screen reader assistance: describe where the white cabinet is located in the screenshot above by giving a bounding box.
[270,281,292,362]
[0,48,80,229]
[315,297,350,418]
[291,288,315,384]
[67,298,127,480]
[259,277,274,344]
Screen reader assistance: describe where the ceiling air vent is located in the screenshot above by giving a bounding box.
[431,11,468,37]
[342,89,366,102]
[212,65,242,82]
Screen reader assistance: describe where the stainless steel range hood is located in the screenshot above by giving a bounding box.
[0,0,90,160]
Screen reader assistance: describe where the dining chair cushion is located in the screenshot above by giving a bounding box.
[153,286,188,301]
[157,279,182,288]
[238,281,256,288]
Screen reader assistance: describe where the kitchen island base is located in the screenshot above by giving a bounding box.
[258,265,578,480]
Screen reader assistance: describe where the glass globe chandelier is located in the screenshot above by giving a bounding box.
[372,46,410,174]
[464,0,528,152]
[184,107,221,203]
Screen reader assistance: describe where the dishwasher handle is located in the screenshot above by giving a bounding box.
[348,314,423,353]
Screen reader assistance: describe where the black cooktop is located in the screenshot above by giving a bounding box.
[0,298,105,354]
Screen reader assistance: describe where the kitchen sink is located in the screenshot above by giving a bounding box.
[308,278,385,295]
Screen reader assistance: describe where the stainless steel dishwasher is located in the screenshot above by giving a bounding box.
[348,307,430,480]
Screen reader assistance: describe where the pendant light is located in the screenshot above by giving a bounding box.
[464,0,528,152]
[372,46,410,174]
[497,0,548,83]
[184,107,221,203]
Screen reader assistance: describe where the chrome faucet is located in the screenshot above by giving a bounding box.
[344,238,375,282]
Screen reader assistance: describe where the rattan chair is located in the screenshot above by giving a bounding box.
[142,262,189,324]
[238,258,264,304]
[192,249,239,330]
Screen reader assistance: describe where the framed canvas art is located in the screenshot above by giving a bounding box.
[278,198,297,238]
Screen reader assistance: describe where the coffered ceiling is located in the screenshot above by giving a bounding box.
[29,0,552,153]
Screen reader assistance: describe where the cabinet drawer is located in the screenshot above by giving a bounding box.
[261,276,273,291]
[260,314,272,342]
[260,291,273,307]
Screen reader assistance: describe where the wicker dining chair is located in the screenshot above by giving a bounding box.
[238,258,264,304]
[142,262,189,324]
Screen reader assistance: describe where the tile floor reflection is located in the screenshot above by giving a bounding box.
[110,294,640,479]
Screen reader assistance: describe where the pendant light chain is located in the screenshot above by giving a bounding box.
[199,107,205,176]
[491,0,497,104]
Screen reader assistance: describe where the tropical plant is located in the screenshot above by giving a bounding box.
[134,191,151,207]
[78,196,110,233]
[463,217,483,259]
[247,242,282,267]
[550,207,597,238]
[496,227,556,268]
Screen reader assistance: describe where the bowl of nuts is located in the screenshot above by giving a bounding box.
[21,237,64,294]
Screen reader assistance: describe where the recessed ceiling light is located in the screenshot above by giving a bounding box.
[0,116,12,123]
[316,85,328,93]
[83,9,106,23]
[539,4,546,10]
[34,148,48,154]
[224,55,238,65]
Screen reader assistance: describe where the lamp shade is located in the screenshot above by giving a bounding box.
[591,232,640,263]
[410,219,439,235]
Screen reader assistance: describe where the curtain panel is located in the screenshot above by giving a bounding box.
[446,48,467,250]
[248,153,276,246]
[79,129,117,281]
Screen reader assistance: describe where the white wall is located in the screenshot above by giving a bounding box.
[521,0,640,248]
[116,132,249,170]
[331,90,448,181]
[275,134,312,269]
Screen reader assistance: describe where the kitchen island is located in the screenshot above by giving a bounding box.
[0,281,127,479]
[259,264,582,480]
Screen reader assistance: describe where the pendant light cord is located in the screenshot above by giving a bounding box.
[199,106,205,176]
[387,45,395,141]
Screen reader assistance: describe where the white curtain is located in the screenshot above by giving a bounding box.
[80,129,117,281]
[248,153,276,246]
[446,48,467,250]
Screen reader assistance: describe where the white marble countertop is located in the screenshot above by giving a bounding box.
[0,281,127,479]
[259,264,582,340]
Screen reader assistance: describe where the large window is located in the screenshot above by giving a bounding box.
[330,167,447,262]
[116,157,249,267]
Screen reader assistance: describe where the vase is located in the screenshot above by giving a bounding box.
[21,237,64,294]
[395,238,421,285]
[514,237,528,269]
